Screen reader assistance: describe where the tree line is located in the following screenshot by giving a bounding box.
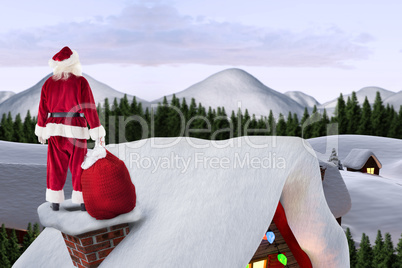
[346,228,402,268]
[0,223,40,267]
[0,91,401,143]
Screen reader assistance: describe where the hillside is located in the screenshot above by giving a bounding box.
[152,68,306,118]
[0,74,149,118]
[284,91,320,108]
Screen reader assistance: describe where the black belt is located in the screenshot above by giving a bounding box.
[49,112,84,118]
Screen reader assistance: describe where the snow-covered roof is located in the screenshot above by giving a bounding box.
[343,148,382,169]
[14,137,349,268]
[319,160,351,218]
[37,200,141,235]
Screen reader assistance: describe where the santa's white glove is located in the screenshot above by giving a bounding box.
[38,137,47,144]
[95,136,105,148]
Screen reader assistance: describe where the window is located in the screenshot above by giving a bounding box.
[367,167,374,174]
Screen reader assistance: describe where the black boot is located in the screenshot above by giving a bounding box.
[81,203,86,211]
[51,203,59,211]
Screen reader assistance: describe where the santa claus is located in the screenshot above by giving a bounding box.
[35,46,105,211]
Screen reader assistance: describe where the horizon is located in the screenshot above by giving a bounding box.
[0,0,401,104]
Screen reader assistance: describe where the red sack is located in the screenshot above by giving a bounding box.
[81,150,136,220]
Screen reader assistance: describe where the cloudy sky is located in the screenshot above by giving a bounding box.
[0,0,401,103]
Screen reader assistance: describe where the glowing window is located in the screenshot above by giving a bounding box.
[252,260,267,268]
[367,168,374,174]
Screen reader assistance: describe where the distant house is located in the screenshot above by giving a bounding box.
[343,149,382,175]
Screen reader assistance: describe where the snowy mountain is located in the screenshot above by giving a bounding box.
[384,90,402,110]
[152,68,306,118]
[0,91,15,105]
[320,86,396,110]
[284,91,320,108]
[0,74,149,118]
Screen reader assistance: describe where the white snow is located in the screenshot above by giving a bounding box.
[0,74,149,119]
[284,91,320,108]
[384,90,402,110]
[308,135,402,243]
[152,68,306,119]
[320,160,351,218]
[0,91,15,105]
[320,86,396,109]
[37,200,141,235]
[343,148,382,170]
[13,136,349,268]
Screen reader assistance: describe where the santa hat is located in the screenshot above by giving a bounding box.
[48,46,81,71]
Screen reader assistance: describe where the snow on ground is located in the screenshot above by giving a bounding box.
[308,135,402,244]
[14,136,348,268]
[0,141,73,229]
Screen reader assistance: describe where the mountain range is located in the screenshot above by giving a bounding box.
[0,68,401,119]
[0,74,148,119]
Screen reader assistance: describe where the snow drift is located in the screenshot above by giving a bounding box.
[14,136,348,268]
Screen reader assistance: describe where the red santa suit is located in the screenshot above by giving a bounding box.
[35,47,105,204]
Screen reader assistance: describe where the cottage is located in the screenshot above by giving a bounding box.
[343,149,382,175]
[248,161,351,267]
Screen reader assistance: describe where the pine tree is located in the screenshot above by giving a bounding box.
[267,110,276,136]
[21,223,34,254]
[230,111,238,138]
[1,112,14,141]
[388,106,402,139]
[310,106,322,138]
[119,94,130,117]
[356,233,373,268]
[23,111,35,143]
[373,230,384,267]
[0,238,10,268]
[0,113,7,140]
[372,91,385,137]
[346,92,361,134]
[180,98,189,121]
[13,114,25,142]
[276,113,286,136]
[346,228,357,268]
[334,93,347,134]
[166,95,182,137]
[292,113,301,137]
[381,232,395,267]
[102,98,111,144]
[33,223,40,239]
[193,103,209,139]
[285,111,294,136]
[300,107,312,139]
[0,224,11,268]
[328,148,339,166]
[154,97,169,137]
[235,108,243,137]
[357,97,372,135]
[7,229,20,265]
[394,233,402,268]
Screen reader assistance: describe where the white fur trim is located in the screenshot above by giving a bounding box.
[35,124,45,138]
[46,188,65,203]
[81,146,107,170]
[89,125,106,140]
[49,49,79,69]
[36,123,90,139]
[72,190,84,204]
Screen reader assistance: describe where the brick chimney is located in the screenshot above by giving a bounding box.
[62,223,130,268]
